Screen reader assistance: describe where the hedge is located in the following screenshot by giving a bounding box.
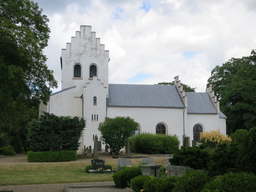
[0,146,16,156]
[129,133,179,154]
[27,150,77,162]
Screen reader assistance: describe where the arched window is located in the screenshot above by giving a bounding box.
[156,123,166,134]
[74,64,81,77]
[93,96,97,105]
[90,65,97,78]
[193,124,203,142]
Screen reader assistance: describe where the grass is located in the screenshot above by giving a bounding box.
[0,157,166,186]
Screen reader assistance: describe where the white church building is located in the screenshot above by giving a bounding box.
[40,25,226,151]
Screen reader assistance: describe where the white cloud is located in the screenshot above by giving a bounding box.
[37,0,256,92]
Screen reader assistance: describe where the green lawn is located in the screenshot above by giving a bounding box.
[0,158,166,186]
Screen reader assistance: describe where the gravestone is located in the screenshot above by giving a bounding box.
[139,164,162,177]
[166,157,173,166]
[91,159,105,170]
[183,136,190,148]
[89,146,92,153]
[117,158,131,167]
[125,140,131,156]
[192,140,197,147]
[98,141,102,151]
[141,157,155,164]
[166,165,193,177]
[93,135,98,158]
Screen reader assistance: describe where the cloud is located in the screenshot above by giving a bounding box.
[36,0,256,92]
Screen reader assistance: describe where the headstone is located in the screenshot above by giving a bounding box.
[139,164,162,177]
[125,140,131,156]
[183,136,190,148]
[91,159,105,170]
[141,157,155,164]
[94,135,98,158]
[166,157,173,166]
[89,146,92,153]
[98,141,102,151]
[117,158,131,167]
[166,165,193,177]
[105,145,109,153]
[192,140,197,147]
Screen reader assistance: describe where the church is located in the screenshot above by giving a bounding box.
[39,25,226,152]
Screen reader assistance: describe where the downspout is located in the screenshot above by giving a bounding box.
[183,108,185,136]
[80,94,84,149]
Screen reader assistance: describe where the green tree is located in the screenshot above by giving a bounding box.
[157,81,196,92]
[27,113,86,152]
[0,0,57,147]
[98,117,138,155]
[207,49,256,133]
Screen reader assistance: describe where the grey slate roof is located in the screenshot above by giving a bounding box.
[107,84,184,108]
[219,111,227,118]
[186,92,217,114]
[51,86,76,96]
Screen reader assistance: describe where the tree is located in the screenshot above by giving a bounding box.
[98,117,138,155]
[0,0,57,146]
[157,81,196,92]
[207,49,256,133]
[27,113,86,152]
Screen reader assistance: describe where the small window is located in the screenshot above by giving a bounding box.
[93,96,97,105]
[193,124,203,142]
[74,64,81,77]
[156,123,166,134]
[90,65,97,78]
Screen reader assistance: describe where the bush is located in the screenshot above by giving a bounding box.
[200,129,232,147]
[170,147,210,170]
[172,170,211,192]
[27,150,77,162]
[0,146,16,155]
[202,172,256,192]
[85,165,112,173]
[207,143,238,176]
[10,135,23,153]
[112,166,141,188]
[130,175,151,192]
[155,177,179,192]
[236,127,256,174]
[143,177,161,192]
[27,112,85,152]
[129,133,179,154]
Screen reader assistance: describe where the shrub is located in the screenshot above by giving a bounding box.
[112,166,141,188]
[129,133,179,154]
[0,146,16,155]
[202,172,256,192]
[200,129,232,147]
[172,170,211,192]
[155,176,180,192]
[27,150,77,162]
[143,177,161,192]
[10,135,23,153]
[236,127,256,174]
[130,175,151,192]
[207,143,238,176]
[170,147,210,170]
[104,165,112,171]
[27,112,85,152]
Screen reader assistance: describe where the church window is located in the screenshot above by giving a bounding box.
[91,114,93,121]
[90,65,97,78]
[156,123,166,134]
[93,96,97,105]
[193,124,203,142]
[74,64,81,77]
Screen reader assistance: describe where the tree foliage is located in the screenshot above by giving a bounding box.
[207,49,256,133]
[158,81,196,92]
[0,0,57,146]
[27,113,85,152]
[98,117,138,155]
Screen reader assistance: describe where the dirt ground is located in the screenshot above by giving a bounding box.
[0,153,167,192]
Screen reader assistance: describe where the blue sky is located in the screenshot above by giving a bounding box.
[34,0,256,92]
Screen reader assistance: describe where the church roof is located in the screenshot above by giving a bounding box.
[107,84,227,118]
[107,84,184,108]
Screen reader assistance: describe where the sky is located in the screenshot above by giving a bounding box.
[34,0,256,92]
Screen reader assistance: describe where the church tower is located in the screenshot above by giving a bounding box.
[61,25,109,148]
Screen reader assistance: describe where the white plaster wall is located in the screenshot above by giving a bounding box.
[61,25,109,91]
[107,107,184,144]
[82,76,108,148]
[187,114,227,145]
